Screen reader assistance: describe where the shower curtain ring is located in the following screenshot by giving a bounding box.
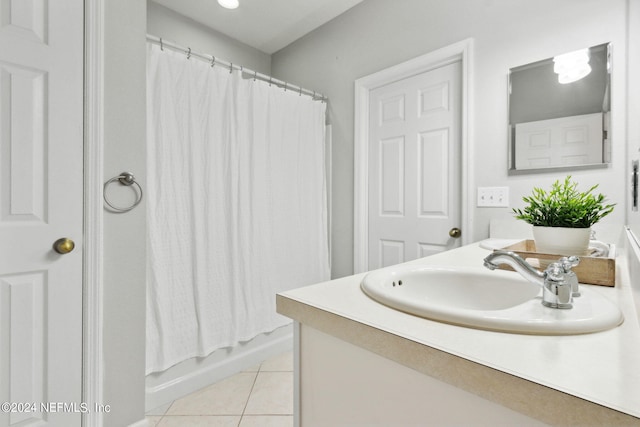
[269,77,272,86]
[299,87,302,96]
[229,63,233,74]
[211,56,216,67]
[160,37,164,51]
[254,71,257,81]
[187,47,191,59]
[284,82,287,91]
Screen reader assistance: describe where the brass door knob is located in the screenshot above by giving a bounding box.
[53,238,75,254]
[449,228,462,238]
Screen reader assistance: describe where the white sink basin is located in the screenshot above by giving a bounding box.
[360,265,623,335]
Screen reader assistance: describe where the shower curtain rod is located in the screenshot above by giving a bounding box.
[147,35,328,103]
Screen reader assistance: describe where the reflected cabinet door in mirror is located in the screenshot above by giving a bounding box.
[508,43,611,173]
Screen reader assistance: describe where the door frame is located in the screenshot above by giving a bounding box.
[83,0,106,425]
[353,39,474,274]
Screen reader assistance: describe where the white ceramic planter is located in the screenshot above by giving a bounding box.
[532,226,591,256]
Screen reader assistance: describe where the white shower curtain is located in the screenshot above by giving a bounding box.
[145,43,330,374]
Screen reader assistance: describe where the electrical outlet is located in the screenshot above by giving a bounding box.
[477,187,509,207]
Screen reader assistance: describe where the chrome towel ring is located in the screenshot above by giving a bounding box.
[103,172,143,213]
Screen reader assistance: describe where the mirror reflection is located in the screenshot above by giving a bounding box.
[508,43,611,173]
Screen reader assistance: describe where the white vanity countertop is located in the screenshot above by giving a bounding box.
[277,242,640,423]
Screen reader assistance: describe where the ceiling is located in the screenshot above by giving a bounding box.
[151,0,364,54]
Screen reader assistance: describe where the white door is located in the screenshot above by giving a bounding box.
[0,1,84,426]
[368,62,461,269]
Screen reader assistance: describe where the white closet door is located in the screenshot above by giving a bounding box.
[0,1,84,426]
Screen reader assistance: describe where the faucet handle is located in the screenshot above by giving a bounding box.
[559,256,580,271]
[544,262,565,281]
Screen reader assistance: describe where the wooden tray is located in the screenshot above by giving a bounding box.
[496,240,616,287]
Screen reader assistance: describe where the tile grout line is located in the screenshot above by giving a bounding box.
[159,399,174,424]
[146,403,170,426]
[237,363,262,425]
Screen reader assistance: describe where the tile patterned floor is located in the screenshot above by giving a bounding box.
[146,351,294,427]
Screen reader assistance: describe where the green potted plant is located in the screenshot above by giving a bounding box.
[513,176,615,255]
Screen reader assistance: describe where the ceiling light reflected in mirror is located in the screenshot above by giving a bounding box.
[553,48,592,84]
[218,0,239,10]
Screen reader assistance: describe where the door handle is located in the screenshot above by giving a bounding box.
[449,228,462,238]
[53,238,75,254]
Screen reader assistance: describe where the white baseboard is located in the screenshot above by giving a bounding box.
[145,325,293,411]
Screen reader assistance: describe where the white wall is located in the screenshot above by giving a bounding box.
[147,0,271,75]
[628,0,640,239]
[272,0,629,278]
[102,0,148,425]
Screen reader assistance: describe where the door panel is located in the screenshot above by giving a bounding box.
[0,0,83,426]
[379,136,404,216]
[419,129,449,217]
[379,239,404,267]
[369,62,461,269]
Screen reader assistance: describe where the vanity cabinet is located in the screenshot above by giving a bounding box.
[296,324,546,427]
[277,241,640,427]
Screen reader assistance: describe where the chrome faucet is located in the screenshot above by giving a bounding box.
[483,251,577,309]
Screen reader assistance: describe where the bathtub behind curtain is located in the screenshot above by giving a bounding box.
[145,43,330,374]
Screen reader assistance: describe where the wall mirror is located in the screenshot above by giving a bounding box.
[508,43,611,173]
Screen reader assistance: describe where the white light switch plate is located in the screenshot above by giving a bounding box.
[477,187,509,207]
